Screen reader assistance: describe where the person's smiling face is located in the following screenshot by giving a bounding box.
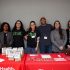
[55,22,60,29]
[3,24,9,31]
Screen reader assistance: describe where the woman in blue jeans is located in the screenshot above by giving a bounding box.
[24,21,39,54]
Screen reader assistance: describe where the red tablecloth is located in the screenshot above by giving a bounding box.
[25,53,70,70]
[0,53,70,70]
[0,54,26,70]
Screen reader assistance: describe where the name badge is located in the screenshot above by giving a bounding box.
[44,36,47,39]
[32,36,35,38]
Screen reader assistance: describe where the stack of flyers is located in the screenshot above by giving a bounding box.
[14,51,21,61]
[17,47,24,56]
[2,47,24,61]
[2,47,6,55]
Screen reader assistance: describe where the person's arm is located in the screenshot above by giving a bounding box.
[35,28,40,49]
[23,29,27,36]
[35,37,40,52]
[24,30,29,40]
[24,35,28,40]
[36,27,41,37]
[68,45,70,48]
[62,30,67,47]
[0,33,2,48]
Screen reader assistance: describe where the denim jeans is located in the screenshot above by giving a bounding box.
[25,47,35,54]
[40,44,52,53]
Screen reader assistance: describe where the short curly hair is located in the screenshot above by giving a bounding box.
[1,22,11,32]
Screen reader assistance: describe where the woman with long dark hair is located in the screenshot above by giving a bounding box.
[25,21,39,53]
[12,20,26,48]
[51,20,67,53]
[0,22,13,53]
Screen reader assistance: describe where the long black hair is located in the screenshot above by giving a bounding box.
[1,22,11,32]
[28,21,37,32]
[67,20,70,28]
[12,20,24,31]
[54,20,63,39]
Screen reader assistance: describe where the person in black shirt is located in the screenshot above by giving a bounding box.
[66,20,70,48]
[12,20,26,48]
[25,21,39,53]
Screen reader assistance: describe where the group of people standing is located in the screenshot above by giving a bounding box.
[0,17,70,54]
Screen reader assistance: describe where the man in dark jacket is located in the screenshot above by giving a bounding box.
[37,17,52,53]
